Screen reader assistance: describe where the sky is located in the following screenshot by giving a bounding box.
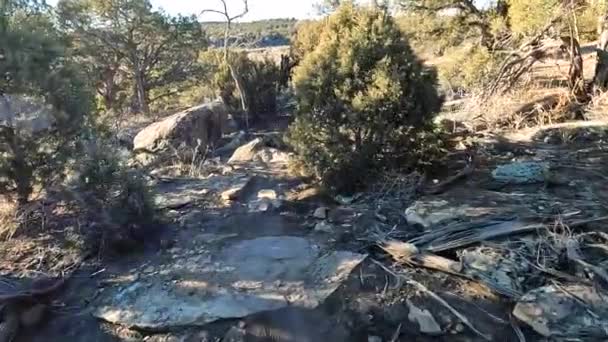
[46,0,319,21]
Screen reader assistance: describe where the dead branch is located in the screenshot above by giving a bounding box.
[379,240,521,298]
[407,279,491,341]
[510,314,527,342]
[200,0,250,127]
[200,0,249,59]
[565,238,608,285]
[485,13,563,97]
[420,154,475,195]
[371,259,492,341]
[409,219,545,252]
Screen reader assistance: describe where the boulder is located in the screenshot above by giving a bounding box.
[0,94,55,134]
[133,101,228,161]
[228,138,264,164]
[228,136,291,165]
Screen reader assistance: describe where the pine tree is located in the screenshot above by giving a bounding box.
[0,0,93,204]
[288,2,442,192]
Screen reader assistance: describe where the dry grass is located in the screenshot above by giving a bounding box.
[0,199,49,241]
[436,42,600,133]
[441,86,571,132]
[586,90,608,120]
[0,200,18,241]
[245,46,290,64]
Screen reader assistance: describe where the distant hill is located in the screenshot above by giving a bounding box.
[203,18,298,48]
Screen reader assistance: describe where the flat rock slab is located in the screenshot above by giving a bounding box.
[95,236,366,330]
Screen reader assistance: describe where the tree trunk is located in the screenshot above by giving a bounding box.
[593,15,608,92]
[129,53,150,114]
[135,71,149,114]
[2,128,32,205]
[228,63,249,128]
[0,97,31,204]
[561,36,584,99]
[100,67,119,111]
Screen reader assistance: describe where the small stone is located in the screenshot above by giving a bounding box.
[248,199,272,212]
[336,194,359,204]
[221,178,252,202]
[222,188,242,201]
[258,200,271,212]
[314,221,333,233]
[313,207,329,219]
[407,299,443,335]
[143,266,155,273]
[368,336,382,342]
[257,189,277,200]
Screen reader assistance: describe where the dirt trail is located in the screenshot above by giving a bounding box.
[3,121,608,341]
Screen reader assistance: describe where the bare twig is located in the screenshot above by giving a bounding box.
[389,323,402,342]
[565,238,608,284]
[485,11,564,97]
[200,0,250,127]
[371,259,492,341]
[407,278,492,341]
[510,314,527,342]
[444,292,508,324]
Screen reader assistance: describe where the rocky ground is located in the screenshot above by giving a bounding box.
[1,116,608,341]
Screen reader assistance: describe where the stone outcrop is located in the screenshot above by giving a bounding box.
[133,101,228,164]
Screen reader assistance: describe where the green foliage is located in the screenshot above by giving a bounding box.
[438,45,499,93]
[508,0,560,36]
[75,140,156,229]
[57,0,207,114]
[213,51,280,121]
[0,0,94,204]
[577,3,608,42]
[397,13,471,55]
[291,19,325,61]
[288,3,443,192]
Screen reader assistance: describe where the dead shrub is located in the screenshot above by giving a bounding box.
[455,87,582,132]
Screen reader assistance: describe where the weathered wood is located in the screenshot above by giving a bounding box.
[560,36,584,98]
[593,14,608,91]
